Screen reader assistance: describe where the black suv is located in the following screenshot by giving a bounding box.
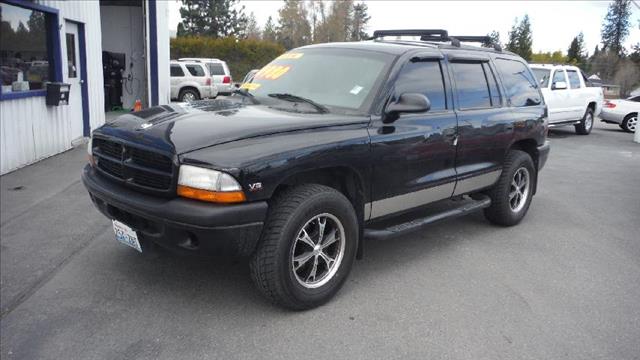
[83,30,550,310]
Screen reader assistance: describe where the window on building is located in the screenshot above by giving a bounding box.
[495,59,541,107]
[186,64,205,77]
[0,2,57,94]
[566,70,581,89]
[207,63,225,76]
[66,33,77,78]
[451,62,492,109]
[170,64,184,77]
[395,60,447,111]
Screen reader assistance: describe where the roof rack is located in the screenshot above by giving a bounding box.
[371,29,502,52]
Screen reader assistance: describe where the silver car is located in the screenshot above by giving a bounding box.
[600,96,639,133]
[170,61,218,102]
[178,58,234,95]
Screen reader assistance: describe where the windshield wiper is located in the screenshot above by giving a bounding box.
[232,88,259,104]
[267,93,329,113]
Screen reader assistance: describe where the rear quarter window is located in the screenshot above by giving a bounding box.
[207,63,226,76]
[170,65,184,77]
[495,59,542,107]
[186,65,205,77]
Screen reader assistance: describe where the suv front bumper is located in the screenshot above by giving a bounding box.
[82,165,267,256]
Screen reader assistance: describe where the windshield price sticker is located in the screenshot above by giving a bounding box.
[240,83,261,90]
[255,65,291,80]
[277,52,304,60]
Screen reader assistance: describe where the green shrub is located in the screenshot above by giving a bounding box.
[170,37,286,81]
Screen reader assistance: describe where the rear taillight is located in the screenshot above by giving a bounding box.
[206,78,212,86]
[604,101,616,108]
[223,76,231,84]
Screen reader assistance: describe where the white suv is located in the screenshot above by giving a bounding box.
[178,58,234,95]
[170,60,218,102]
[529,64,604,135]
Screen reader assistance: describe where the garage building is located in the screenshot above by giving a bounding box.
[0,0,170,174]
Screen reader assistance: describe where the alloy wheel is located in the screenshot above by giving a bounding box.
[509,167,530,213]
[291,213,346,289]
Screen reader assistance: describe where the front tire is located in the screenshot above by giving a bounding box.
[250,184,358,310]
[621,113,637,133]
[575,108,594,135]
[484,150,536,226]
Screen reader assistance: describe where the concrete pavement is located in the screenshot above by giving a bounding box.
[1,122,639,360]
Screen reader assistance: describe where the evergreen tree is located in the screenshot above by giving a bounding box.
[567,32,586,67]
[482,30,501,48]
[601,0,632,56]
[350,2,370,41]
[178,0,248,38]
[506,15,533,61]
[244,12,261,40]
[262,16,277,43]
[276,0,311,49]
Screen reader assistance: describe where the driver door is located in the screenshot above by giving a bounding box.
[367,57,458,220]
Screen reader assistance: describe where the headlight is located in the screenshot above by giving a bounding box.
[177,165,246,203]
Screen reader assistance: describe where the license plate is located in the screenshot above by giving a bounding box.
[112,220,142,253]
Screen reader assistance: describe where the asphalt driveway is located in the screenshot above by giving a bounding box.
[1,122,639,360]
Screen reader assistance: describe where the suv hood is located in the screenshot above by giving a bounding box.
[95,100,369,154]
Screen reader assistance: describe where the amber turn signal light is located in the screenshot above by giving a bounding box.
[177,185,246,204]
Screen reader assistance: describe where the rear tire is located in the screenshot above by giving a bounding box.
[575,108,594,135]
[179,88,199,102]
[250,184,358,310]
[621,113,637,133]
[484,150,536,226]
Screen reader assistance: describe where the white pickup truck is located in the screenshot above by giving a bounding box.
[529,64,604,135]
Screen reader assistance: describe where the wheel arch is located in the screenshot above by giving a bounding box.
[179,86,201,99]
[271,166,367,259]
[508,138,540,194]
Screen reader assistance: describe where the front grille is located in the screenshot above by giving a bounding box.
[93,137,174,191]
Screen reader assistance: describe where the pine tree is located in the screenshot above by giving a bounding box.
[350,2,370,41]
[276,0,311,49]
[601,0,632,56]
[262,16,277,43]
[506,15,533,61]
[482,30,500,48]
[177,0,248,38]
[244,12,261,40]
[567,32,586,67]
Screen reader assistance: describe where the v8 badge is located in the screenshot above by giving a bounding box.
[248,182,263,192]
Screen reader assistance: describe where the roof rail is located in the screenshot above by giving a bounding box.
[372,29,502,52]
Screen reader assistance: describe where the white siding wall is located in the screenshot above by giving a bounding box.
[0,0,105,175]
[155,0,170,105]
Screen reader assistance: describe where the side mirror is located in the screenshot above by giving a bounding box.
[384,93,431,123]
[552,81,567,90]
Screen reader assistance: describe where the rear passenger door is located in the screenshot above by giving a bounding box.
[566,69,585,119]
[368,56,458,220]
[448,55,511,195]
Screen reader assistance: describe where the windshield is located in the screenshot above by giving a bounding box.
[242,48,392,113]
[531,68,551,88]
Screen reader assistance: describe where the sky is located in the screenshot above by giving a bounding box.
[167,0,640,54]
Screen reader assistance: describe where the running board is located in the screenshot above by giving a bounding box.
[548,120,581,127]
[364,196,491,240]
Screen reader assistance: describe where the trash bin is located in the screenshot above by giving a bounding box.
[46,82,71,106]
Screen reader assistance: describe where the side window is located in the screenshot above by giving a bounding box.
[483,63,501,107]
[494,59,541,107]
[630,96,640,102]
[567,70,581,89]
[451,62,492,109]
[394,60,447,111]
[170,65,184,77]
[186,64,205,77]
[552,70,566,87]
[207,63,226,76]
